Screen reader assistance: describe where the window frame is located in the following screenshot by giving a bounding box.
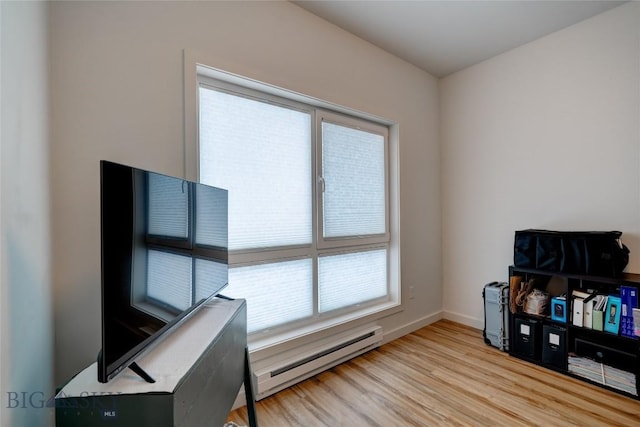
[184,55,402,343]
[197,79,316,267]
[315,110,390,250]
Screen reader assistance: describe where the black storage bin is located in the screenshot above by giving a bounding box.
[542,324,567,370]
[515,230,563,272]
[513,317,540,360]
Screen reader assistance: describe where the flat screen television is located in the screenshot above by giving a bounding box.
[97,160,228,383]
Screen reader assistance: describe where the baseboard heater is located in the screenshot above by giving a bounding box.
[253,325,383,400]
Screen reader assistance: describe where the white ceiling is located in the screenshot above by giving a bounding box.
[293,1,626,77]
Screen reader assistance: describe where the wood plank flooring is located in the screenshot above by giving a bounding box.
[227,320,640,426]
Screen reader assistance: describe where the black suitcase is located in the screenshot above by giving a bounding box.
[483,282,509,351]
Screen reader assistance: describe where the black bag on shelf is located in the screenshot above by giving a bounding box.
[582,233,629,277]
[513,232,537,269]
[514,229,629,277]
[536,232,563,272]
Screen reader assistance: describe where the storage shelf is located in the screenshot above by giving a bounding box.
[508,266,640,400]
[569,324,639,342]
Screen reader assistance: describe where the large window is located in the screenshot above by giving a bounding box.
[197,75,395,336]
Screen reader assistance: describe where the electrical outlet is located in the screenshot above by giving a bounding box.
[409,286,415,300]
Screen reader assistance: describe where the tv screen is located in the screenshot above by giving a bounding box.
[98,161,228,383]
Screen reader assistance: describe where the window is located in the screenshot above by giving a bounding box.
[196,72,396,336]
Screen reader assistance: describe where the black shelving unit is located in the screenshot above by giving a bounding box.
[508,266,640,399]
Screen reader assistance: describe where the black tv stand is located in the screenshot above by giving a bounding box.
[128,361,155,384]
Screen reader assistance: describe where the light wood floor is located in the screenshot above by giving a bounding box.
[228,320,640,426]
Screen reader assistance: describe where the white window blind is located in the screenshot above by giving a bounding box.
[318,249,388,313]
[198,87,312,250]
[321,122,386,238]
[221,259,313,333]
[197,76,393,336]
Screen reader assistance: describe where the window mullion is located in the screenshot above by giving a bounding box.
[312,109,321,320]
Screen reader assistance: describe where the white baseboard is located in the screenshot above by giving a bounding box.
[442,310,483,330]
[231,310,478,412]
[381,310,443,344]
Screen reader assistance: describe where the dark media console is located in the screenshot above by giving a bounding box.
[509,266,640,399]
[55,298,257,426]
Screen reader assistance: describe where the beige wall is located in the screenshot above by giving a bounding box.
[1,1,54,425]
[440,2,640,328]
[50,1,441,384]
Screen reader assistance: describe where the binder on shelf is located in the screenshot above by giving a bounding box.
[583,293,598,329]
[604,296,622,335]
[592,295,608,332]
[592,311,604,331]
[620,286,638,338]
[572,290,590,328]
[572,298,584,327]
[633,308,640,337]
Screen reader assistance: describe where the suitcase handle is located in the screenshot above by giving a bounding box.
[482,281,501,297]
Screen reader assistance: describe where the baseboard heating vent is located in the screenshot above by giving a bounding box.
[253,325,383,400]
